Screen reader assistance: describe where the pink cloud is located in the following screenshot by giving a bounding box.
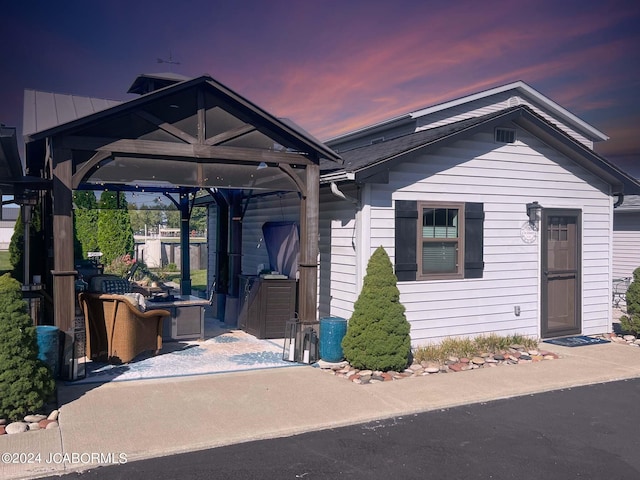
[223,4,638,140]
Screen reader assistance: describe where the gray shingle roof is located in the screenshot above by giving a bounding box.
[319,105,640,195]
[336,106,522,173]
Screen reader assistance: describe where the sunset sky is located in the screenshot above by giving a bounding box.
[1,0,639,175]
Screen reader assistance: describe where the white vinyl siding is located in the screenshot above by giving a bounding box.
[318,185,359,319]
[238,186,359,321]
[613,213,640,279]
[241,192,300,277]
[360,128,610,346]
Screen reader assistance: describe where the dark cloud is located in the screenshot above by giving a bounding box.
[1,0,638,166]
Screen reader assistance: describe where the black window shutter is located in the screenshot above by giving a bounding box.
[464,202,484,278]
[395,200,418,281]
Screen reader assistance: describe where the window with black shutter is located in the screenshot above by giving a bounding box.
[394,201,484,281]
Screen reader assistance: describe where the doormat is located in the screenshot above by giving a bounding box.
[543,335,610,347]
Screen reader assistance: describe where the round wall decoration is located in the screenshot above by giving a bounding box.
[520,222,537,243]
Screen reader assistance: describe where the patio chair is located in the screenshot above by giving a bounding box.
[78,292,170,364]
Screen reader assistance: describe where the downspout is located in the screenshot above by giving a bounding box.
[330,181,359,249]
[330,181,363,306]
[330,181,358,205]
[613,193,624,208]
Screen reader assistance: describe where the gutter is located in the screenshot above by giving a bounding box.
[614,193,624,208]
[319,170,355,184]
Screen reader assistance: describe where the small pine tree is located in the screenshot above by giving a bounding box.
[341,246,411,371]
[620,266,640,336]
[97,191,134,265]
[0,274,55,420]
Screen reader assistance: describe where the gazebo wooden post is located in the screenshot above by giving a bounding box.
[298,163,319,323]
[50,143,76,334]
[179,189,192,295]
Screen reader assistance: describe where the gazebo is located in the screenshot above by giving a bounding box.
[20,73,341,339]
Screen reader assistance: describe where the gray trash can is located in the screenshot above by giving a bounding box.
[319,317,347,362]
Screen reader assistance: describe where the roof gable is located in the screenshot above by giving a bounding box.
[328,105,640,195]
[410,81,608,143]
[25,75,340,165]
[328,81,608,152]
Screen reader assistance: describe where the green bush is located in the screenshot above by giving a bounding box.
[0,274,55,420]
[9,206,45,284]
[341,246,411,371]
[73,191,99,259]
[620,267,640,336]
[104,253,137,278]
[97,191,134,265]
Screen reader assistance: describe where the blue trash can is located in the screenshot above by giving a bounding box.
[319,317,347,363]
[36,326,60,378]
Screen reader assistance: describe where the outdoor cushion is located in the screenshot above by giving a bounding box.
[89,274,126,292]
[101,279,132,294]
[121,292,147,312]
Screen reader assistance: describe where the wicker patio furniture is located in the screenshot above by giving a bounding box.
[78,292,170,364]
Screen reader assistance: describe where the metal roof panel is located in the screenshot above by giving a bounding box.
[23,89,121,137]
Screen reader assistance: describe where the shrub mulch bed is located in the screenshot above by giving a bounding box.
[317,344,559,384]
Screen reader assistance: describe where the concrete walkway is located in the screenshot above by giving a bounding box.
[1,339,639,479]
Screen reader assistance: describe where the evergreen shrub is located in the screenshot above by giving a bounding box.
[73,191,99,259]
[0,274,55,420]
[620,266,640,336]
[341,246,411,371]
[9,206,44,284]
[97,191,134,265]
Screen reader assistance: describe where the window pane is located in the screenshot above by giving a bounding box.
[423,208,458,239]
[422,241,457,273]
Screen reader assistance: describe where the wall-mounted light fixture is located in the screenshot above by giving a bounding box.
[526,201,543,227]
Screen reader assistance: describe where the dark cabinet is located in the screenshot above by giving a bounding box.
[238,275,296,339]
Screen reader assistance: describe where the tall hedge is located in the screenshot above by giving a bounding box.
[97,191,134,265]
[341,246,411,371]
[0,274,55,420]
[9,206,44,285]
[73,191,99,259]
[620,266,640,336]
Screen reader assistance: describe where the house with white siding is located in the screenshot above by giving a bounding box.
[216,81,640,345]
[0,207,18,251]
[613,195,640,281]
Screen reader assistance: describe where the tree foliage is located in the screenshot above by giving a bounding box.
[97,191,134,265]
[73,191,99,259]
[620,267,640,336]
[341,246,411,371]
[0,274,55,420]
[9,206,45,284]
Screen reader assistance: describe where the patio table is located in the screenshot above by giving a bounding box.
[146,295,210,341]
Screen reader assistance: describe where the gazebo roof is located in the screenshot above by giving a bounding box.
[127,72,192,95]
[24,74,341,194]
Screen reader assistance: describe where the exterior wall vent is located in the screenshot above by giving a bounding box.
[370,137,385,145]
[495,127,516,144]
